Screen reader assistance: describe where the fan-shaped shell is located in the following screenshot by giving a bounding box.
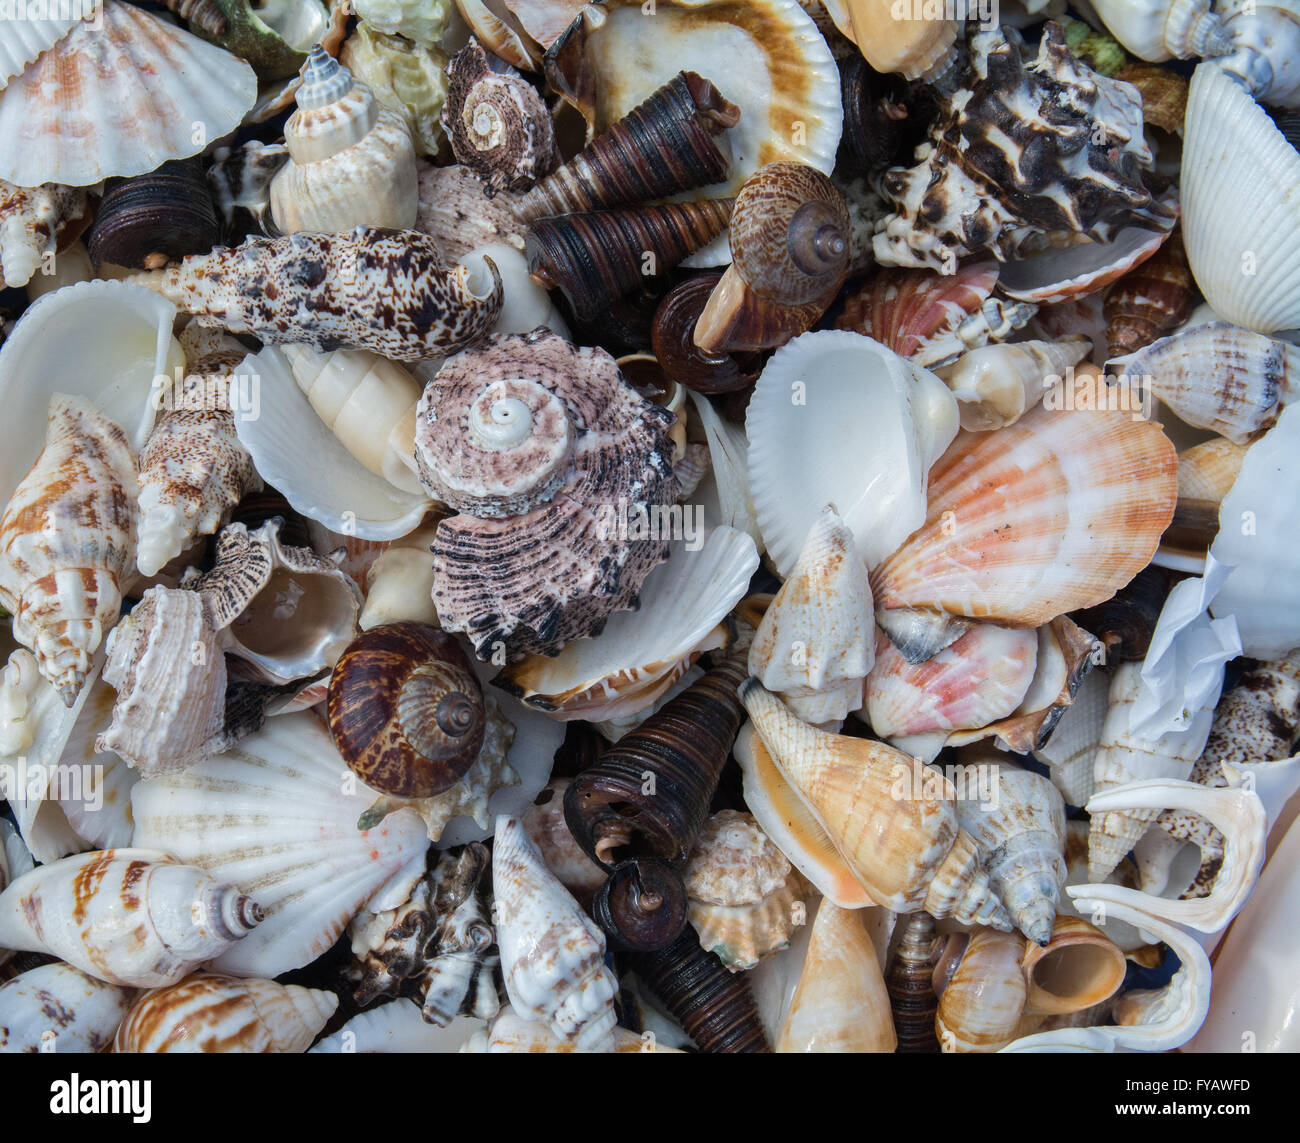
[0,963,134,1054]
[0,13,82,88]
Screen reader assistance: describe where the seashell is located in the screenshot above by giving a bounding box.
[694,164,849,353]
[1180,62,1300,335]
[0,1,258,188]
[347,843,500,1026]
[341,22,450,159]
[189,518,361,686]
[0,819,34,895]
[937,340,1092,432]
[131,711,430,978]
[95,586,228,777]
[688,388,762,547]
[740,680,1011,929]
[0,180,90,290]
[114,973,337,1053]
[825,0,958,82]
[1115,61,1190,134]
[354,0,452,45]
[528,200,734,322]
[1089,0,1231,62]
[328,622,487,799]
[360,524,442,630]
[443,39,556,196]
[312,1003,483,1053]
[835,53,918,176]
[872,608,971,666]
[564,653,748,869]
[0,13,82,89]
[464,239,571,338]
[747,329,959,575]
[88,160,221,272]
[591,857,688,952]
[1172,437,1247,552]
[415,330,679,661]
[777,900,894,1053]
[934,929,1030,1053]
[873,24,1174,271]
[749,505,874,725]
[497,525,756,723]
[1020,915,1127,1016]
[0,396,138,705]
[521,779,606,903]
[871,403,1178,630]
[836,262,1038,371]
[132,227,503,363]
[416,163,527,264]
[1215,0,1300,111]
[135,331,262,578]
[1035,667,1109,807]
[269,48,418,237]
[492,815,618,1051]
[463,1007,682,1052]
[886,911,940,1053]
[454,0,541,71]
[0,963,134,1053]
[193,0,331,80]
[0,849,262,987]
[206,140,290,235]
[683,810,805,972]
[651,275,763,396]
[630,925,771,1052]
[957,761,1068,947]
[500,0,586,49]
[1071,566,1169,664]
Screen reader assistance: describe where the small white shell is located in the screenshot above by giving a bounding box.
[1089,0,1231,62]
[311,1003,484,1053]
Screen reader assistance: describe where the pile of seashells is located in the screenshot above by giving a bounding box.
[0,0,1298,1055]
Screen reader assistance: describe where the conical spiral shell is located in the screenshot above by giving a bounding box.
[1103,227,1194,358]
[114,973,338,1053]
[517,71,739,222]
[0,396,138,705]
[0,849,263,988]
[0,180,89,291]
[886,912,941,1053]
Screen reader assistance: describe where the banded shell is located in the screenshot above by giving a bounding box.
[935,929,1031,1053]
[87,159,222,271]
[0,180,89,290]
[652,275,764,396]
[1103,225,1195,357]
[0,963,134,1054]
[886,912,940,1053]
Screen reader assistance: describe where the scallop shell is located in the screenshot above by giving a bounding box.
[130,711,431,979]
[492,815,618,1051]
[53,673,139,853]
[0,848,263,987]
[340,22,450,158]
[687,388,761,547]
[0,13,82,88]
[1180,62,1300,335]
[415,163,527,263]
[0,180,89,291]
[0,0,258,188]
[937,341,1092,433]
[870,403,1178,630]
[747,329,959,575]
[497,525,756,722]
[0,963,134,1054]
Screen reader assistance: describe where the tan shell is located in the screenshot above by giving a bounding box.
[1020,915,1127,1017]
[826,0,958,80]
[0,180,89,291]
[415,163,528,263]
[935,928,1030,1053]
[521,779,607,902]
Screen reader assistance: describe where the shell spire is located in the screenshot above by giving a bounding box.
[886,912,941,1053]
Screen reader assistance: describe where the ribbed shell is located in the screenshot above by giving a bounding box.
[114,974,337,1053]
[0,180,89,290]
[886,912,940,1053]
[651,274,763,395]
[87,159,222,271]
[415,163,527,263]
[520,780,607,900]
[0,963,134,1054]
[1103,225,1194,357]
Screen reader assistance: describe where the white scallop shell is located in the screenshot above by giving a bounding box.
[0,13,81,88]
[0,963,134,1053]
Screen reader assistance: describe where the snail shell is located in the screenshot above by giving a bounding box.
[328,622,487,799]
[0,180,90,290]
[886,912,941,1053]
[1103,226,1195,357]
[651,273,763,395]
[592,857,688,952]
[88,159,221,271]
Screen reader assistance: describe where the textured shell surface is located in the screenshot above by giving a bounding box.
[0,963,134,1053]
[1104,223,1195,356]
[353,0,452,44]
[938,341,1092,432]
[1089,0,1230,62]
[312,1004,484,1053]
[131,711,430,979]
[114,973,338,1053]
[1036,665,1110,806]
[1215,0,1300,110]
[747,329,959,575]
[521,779,607,899]
[491,815,618,1051]
[0,12,81,88]
[0,180,89,291]
[0,0,258,188]
[0,848,263,987]
[341,22,450,158]
[415,163,527,263]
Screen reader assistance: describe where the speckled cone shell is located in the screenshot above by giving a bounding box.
[131,227,503,362]
[936,928,1029,1053]
[114,973,338,1053]
[0,963,134,1053]
[739,680,1010,929]
[871,403,1177,629]
[0,396,139,705]
[957,765,1067,947]
[95,586,228,777]
[0,180,89,290]
[778,900,896,1052]
[491,815,618,1051]
[136,340,261,578]
[0,849,263,988]
[416,330,679,661]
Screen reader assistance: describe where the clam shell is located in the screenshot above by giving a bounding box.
[0,963,134,1053]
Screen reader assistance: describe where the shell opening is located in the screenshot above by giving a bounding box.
[471,104,505,150]
[595,819,634,867]
[1029,943,1124,1006]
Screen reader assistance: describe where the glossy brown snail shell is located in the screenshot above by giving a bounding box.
[1070,565,1169,664]
[327,622,487,799]
[527,199,734,321]
[651,273,763,395]
[517,71,740,222]
[886,911,941,1053]
[592,858,688,952]
[88,158,222,270]
[563,653,748,869]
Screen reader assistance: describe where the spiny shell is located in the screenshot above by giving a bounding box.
[0,396,138,705]
[0,963,134,1054]
[0,180,89,290]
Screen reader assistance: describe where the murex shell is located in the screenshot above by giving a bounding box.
[416,330,680,661]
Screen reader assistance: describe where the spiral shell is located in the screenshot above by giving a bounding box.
[1071,566,1169,664]
[1088,0,1231,62]
[0,180,89,290]
[650,274,763,395]
[935,928,1031,1053]
[591,857,689,952]
[328,622,487,799]
[341,22,451,158]
[886,912,940,1053]
[1103,227,1195,358]
[88,159,221,271]
[0,963,134,1053]
[1020,915,1127,1017]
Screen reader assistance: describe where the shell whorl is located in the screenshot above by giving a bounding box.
[297,45,357,112]
[887,912,941,1053]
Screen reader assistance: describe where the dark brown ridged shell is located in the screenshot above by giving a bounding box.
[88,159,222,270]
[328,622,486,798]
[563,654,747,869]
[886,912,940,1053]
[229,486,312,549]
[631,925,771,1053]
[1103,227,1195,358]
[518,71,739,222]
[651,273,763,394]
[1070,566,1169,664]
[527,199,733,320]
[837,55,913,175]
[592,858,687,952]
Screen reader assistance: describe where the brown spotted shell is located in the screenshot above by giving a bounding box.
[327,621,487,798]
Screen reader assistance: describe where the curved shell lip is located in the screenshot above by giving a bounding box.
[235,347,433,541]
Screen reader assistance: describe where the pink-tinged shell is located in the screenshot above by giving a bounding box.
[837,262,1037,369]
[415,163,527,264]
[870,403,1178,630]
[863,625,1039,739]
[521,779,607,902]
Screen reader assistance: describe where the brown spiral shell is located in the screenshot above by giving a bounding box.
[651,273,763,395]
[526,199,734,321]
[631,925,771,1053]
[592,858,688,952]
[1069,565,1169,663]
[886,911,941,1053]
[1103,227,1195,358]
[327,622,487,798]
[517,71,740,222]
[837,55,914,175]
[563,653,747,869]
[89,158,222,270]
